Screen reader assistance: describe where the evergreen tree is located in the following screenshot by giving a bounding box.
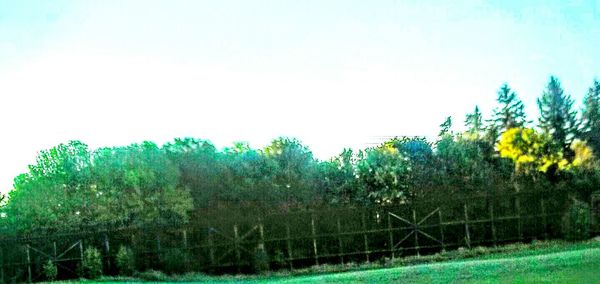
[489,83,528,133]
[465,106,483,138]
[438,116,452,137]
[537,76,579,156]
[581,80,600,155]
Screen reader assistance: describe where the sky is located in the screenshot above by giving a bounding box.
[0,0,599,193]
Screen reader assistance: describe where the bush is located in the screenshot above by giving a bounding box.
[116,245,135,276]
[272,249,287,268]
[562,199,591,241]
[163,248,188,274]
[81,247,103,279]
[43,259,58,281]
[253,247,270,273]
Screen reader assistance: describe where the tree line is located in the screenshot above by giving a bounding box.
[1,76,599,234]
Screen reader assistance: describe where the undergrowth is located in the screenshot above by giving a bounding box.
[89,238,599,282]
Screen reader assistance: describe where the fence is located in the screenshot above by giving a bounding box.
[0,191,586,283]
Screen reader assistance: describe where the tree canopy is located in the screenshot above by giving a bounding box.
[1,75,598,234]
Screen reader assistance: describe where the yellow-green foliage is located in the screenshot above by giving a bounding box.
[498,127,596,173]
[571,140,596,168]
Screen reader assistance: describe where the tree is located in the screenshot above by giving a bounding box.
[319,149,360,204]
[491,84,528,129]
[581,80,600,155]
[3,141,94,232]
[356,143,411,205]
[497,127,566,173]
[388,137,436,198]
[262,137,321,207]
[488,84,528,142]
[537,76,579,157]
[464,106,483,139]
[435,135,503,195]
[163,138,223,208]
[92,142,193,227]
[219,144,277,206]
[438,116,453,137]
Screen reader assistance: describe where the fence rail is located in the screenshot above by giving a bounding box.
[0,191,594,283]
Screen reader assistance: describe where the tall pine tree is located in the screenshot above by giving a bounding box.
[485,84,528,146]
[537,76,579,158]
[438,116,452,137]
[490,83,528,132]
[581,79,600,155]
[465,106,483,139]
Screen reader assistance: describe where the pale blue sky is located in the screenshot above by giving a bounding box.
[1,0,599,192]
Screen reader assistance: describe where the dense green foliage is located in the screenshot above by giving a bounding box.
[582,80,600,156]
[253,247,270,273]
[116,245,135,276]
[81,247,103,279]
[163,248,188,274]
[0,76,597,235]
[43,259,58,281]
[562,199,591,241]
[537,76,579,156]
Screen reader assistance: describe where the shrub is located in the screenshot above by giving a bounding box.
[272,249,287,268]
[81,247,103,279]
[116,245,135,276]
[163,248,188,274]
[562,199,591,241]
[43,259,58,281]
[253,247,270,273]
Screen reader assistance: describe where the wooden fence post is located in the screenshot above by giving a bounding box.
[388,213,394,259]
[362,211,370,262]
[26,244,32,283]
[438,209,445,251]
[207,228,216,267]
[310,213,319,266]
[182,229,189,269]
[285,223,293,270]
[336,217,344,264]
[156,234,162,265]
[541,199,548,240]
[412,209,420,256]
[489,202,497,247]
[258,219,266,264]
[233,224,241,273]
[79,239,84,266]
[1,246,4,284]
[104,234,111,272]
[516,194,523,240]
[464,203,471,249]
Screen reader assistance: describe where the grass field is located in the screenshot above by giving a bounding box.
[58,240,600,283]
[262,248,600,283]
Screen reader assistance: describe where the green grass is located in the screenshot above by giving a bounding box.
[269,248,600,283]
[55,239,600,283]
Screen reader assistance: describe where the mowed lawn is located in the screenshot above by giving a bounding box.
[196,247,600,284]
[264,248,600,283]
